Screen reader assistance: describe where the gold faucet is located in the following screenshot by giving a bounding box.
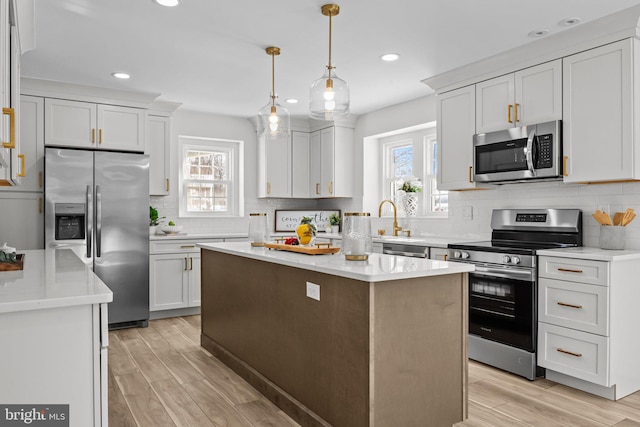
[378,199,403,236]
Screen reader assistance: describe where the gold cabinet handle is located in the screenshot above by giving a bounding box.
[38,197,43,214]
[563,156,568,177]
[557,348,582,358]
[184,257,188,271]
[316,183,320,195]
[39,172,43,188]
[328,181,333,194]
[17,154,25,177]
[267,182,271,195]
[99,129,103,144]
[189,257,193,270]
[2,107,15,148]
[557,302,583,309]
[166,178,170,192]
[514,103,520,122]
[557,268,583,274]
[180,245,196,249]
[507,104,513,123]
[468,166,473,183]
[92,128,96,144]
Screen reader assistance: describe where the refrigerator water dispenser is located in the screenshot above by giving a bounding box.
[54,203,85,240]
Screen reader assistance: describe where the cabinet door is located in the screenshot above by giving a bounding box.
[515,60,562,126]
[476,74,514,133]
[332,126,354,197]
[147,114,170,196]
[309,130,321,197]
[437,85,477,190]
[45,98,97,148]
[292,131,310,198]
[320,127,334,197]
[97,104,145,152]
[188,253,201,307]
[1,95,44,192]
[0,23,19,186]
[0,191,44,249]
[264,134,291,197]
[563,39,634,183]
[149,254,189,311]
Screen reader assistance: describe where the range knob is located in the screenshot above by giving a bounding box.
[503,255,511,263]
[461,252,470,259]
[453,251,462,259]
[512,256,521,265]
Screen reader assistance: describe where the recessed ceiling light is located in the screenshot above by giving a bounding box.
[111,72,130,79]
[380,53,400,62]
[559,17,581,26]
[153,0,180,7]
[285,99,299,104]
[528,29,549,38]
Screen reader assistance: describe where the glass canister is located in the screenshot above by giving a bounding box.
[249,213,268,247]
[342,212,372,261]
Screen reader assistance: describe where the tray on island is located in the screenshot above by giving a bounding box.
[0,253,24,271]
[264,242,340,255]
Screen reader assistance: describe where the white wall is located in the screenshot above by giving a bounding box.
[150,109,317,235]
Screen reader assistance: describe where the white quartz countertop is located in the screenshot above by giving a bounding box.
[198,242,474,282]
[538,246,640,262]
[280,232,482,248]
[150,233,248,241]
[0,249,113,314]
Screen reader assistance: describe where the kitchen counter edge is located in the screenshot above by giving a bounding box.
[538,246,640,261]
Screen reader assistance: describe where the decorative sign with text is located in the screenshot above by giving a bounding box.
[274,210,341,232]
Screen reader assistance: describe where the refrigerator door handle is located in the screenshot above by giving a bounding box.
[96,185,102,258]
[86,185,93,258]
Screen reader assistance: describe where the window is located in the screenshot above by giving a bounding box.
[179,136,244,217]
[381,127,448,215]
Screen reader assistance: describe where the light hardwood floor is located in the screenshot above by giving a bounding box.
[109,315,640,427]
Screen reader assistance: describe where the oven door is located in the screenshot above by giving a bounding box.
[468,264,536,352]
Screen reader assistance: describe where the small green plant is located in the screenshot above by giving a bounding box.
[168,221,176,226]
[329,212,340,226]
[149,206,165,226]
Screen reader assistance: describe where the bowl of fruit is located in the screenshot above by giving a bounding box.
[161,221,183,235]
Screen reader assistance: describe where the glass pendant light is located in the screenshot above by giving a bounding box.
[258,47,290,138]
[309,4,349,120]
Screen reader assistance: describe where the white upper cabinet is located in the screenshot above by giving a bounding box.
[147,114,170,196]
[476,60,562,133]
[292,131,310,198]
[317,126,354,198]
[45,98,145,152]
[437,85,477,190]
[562,39,636,183]
[308,129,321,197]
[257,132,291,198]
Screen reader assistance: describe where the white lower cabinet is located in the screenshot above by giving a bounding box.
[149,238,236,313]
[537,253,640,400]
[0,191,43,249]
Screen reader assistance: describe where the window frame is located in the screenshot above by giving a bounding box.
[178,135,244,218]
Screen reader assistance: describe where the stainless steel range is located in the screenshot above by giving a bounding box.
[448,208,582,380]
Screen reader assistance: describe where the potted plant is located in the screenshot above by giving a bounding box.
[149,206,165,235]
[329,212,341,233]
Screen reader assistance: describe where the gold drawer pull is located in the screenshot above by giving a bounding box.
[17,154,25,177]
[92,128,96,144]
[507,104,513,123]
[166,178,170,192]
[514,103,520,122]
[468,166,473,183]
[557,348,582,358]
[563,156,568,177]
[557,268,583,274]
[180,245,196,249]
[184,257,188,271]
[189,257,193,270]
[315,183,320,195]
[99,128,103,144]
[2,107,15,148]
[557,302,583,309]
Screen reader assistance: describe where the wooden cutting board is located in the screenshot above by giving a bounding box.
[0,253,24,271]
[264,243,340,255]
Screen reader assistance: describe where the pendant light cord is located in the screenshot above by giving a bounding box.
[271,51,276,107]
[327,13,333,79]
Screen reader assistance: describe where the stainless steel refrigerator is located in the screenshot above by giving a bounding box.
[45,147,149,328]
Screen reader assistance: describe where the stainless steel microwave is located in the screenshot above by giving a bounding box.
[473,120,562,183]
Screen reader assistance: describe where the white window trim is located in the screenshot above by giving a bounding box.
[178,135,244,218]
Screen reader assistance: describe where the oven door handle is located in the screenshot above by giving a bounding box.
[525,129,537,177]
[473,265,534,281]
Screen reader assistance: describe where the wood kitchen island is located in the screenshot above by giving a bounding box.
[198,242,474,427]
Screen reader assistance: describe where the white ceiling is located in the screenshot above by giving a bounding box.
[21,0,640,119]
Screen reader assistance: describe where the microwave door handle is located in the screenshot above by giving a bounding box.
[526,130,537,177]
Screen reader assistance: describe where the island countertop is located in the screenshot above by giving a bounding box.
[0,249,113,314]
[198,242,474,282]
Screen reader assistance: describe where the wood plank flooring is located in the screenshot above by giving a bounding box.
[109,315,640,427]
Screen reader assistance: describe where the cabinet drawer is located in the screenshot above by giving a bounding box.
[538,322,609,386]
[539,278,609,335]
[539,256,609,286]
[150,238,222,254]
